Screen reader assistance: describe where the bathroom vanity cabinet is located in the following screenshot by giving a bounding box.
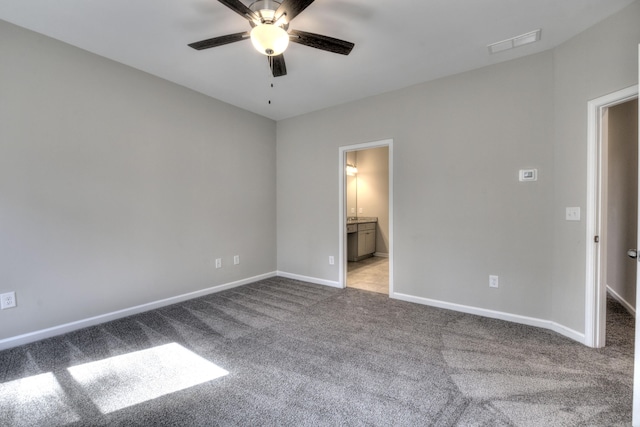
[347,220,376,261]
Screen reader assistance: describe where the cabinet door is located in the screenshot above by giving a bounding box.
[364,230,376,254]
[357,230,376,256]
[357,231,368,257]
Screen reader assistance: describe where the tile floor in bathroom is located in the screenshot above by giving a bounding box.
[347,256,389,294]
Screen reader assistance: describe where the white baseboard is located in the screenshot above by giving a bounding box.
[607,285,636,317]
[276,271,342,288]
[0,271,589,351]
[391,291,585,344]
[0,271,277,351]
[275,274,585,344]
[373,252,389,258]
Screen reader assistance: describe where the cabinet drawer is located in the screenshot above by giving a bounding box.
[358,222,376,231]
[346,224,357,233]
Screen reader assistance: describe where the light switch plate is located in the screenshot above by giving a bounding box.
[519,169,538,182]
[566,207,581,221]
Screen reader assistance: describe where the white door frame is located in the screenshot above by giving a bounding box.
[338,139,393,292]
[585,84,638,348]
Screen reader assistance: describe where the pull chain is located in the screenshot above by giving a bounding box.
[268,82,274,105]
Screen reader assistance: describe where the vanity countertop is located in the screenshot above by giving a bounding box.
[346,217,378,225]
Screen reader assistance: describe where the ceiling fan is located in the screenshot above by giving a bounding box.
[188,0,355,77]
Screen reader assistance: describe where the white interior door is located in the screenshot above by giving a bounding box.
[586,85,637,349]
[632,43,640,427]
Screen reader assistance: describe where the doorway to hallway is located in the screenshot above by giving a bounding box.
[586,86,638,349]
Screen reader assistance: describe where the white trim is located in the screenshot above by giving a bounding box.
[585,85,638,348]
[1,269,590,352]
[338,139,394,294]
[392,291,585,344]
[276,271,341,288]
[607,285,636,317]
[635,46,640,427]
[338,148,347,289]
[0,272,277,351]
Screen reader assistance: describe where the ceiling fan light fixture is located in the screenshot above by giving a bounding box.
[250,24,289,56]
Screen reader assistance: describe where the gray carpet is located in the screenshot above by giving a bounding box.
[0,277,633,426]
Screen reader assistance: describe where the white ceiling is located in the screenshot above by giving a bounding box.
[0,0,636,120]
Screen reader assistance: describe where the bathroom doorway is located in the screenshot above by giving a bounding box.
[339,140,393,295]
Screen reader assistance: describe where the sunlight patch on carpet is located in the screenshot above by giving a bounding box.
[0,372,80,425]
[67,343,228,414]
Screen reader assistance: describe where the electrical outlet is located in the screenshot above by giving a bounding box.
[234,255,240,265]
[329,256,334,265]
[489,275,499,288]
[215,258,222,269]
[1,292,16,309]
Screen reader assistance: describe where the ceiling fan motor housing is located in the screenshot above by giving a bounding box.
[250,0,283,24]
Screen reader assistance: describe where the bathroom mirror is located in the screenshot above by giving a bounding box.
[346,151,357,218]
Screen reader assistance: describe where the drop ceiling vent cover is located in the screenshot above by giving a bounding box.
[488,29,541,54]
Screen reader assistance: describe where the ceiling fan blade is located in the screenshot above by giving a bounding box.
[289,30,354,55]
[269,54,287,77]
[188,32,249,50]
[275,0,315,23]
[217,0,259,21]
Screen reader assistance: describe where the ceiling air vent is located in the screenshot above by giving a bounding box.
[488,29,541,54]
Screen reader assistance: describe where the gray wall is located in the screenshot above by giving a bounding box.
[0,20,277,340]
[277,1,640,333]
[552,1,640,331]
[607,100,638,311]
[278,51,556,318]
[2,0,640,344]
